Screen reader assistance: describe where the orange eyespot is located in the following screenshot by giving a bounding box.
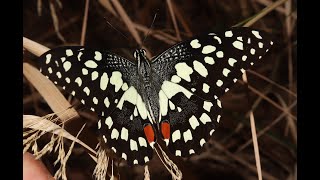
[161,121,170,140]
[143,124,155,144]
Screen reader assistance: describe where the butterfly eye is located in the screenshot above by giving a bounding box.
[142,49,147,56]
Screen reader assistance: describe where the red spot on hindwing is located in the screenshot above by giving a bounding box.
[143,124,155,144]
[161,121,171,140]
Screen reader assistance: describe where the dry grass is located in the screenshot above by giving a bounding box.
[23,0,296,179]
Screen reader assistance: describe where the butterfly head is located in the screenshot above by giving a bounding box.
[133,49,147,61]
[134,49,151,78]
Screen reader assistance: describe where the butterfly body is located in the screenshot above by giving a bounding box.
[38,27,273,165]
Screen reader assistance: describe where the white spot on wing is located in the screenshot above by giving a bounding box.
[250,48,256,55]
[191,88,196,92]
[171,75,181,83]
[216,51,224,58]
[223,68,230,77]
[56,72,62,79]
[193,60,208,77]
[61,57,66,63]
[45,54,51,64]
[175,62,193,82]
[252,30,262,39]
[200,113,211,124]
[237,36,243,41]
[102,135,107,142]
[48,67,52,74]
[94,51,102,61]
[258,42,263,48]
[120,127,128,141]
[169,100,175,110]
[225,31,233,37]
[175,150,181,156]
[190,39,201,49]
[66,49,73,56]
[183,129,193,142]
[91,71,99,80]
[122,83,128,91]
[117,86,137,109]
[216,80,223,87]
[97,120,101,129]
[63,61,72,72]
[138,137,147,147]
[200,138,206,146]
[77,52,83,61]
[133,159,138,164]
[242,55,247,61]
[202,45,216,54]
[85,60,98,68]
[161,81,193,99]
[232,41,243,50]
[110,71,123,92]
[172,130,181,143]
[82,68,88,75]
[202,83,210,93]
[134,107,138,116]
[217,99,222,108]
[105,117,113,129]
[122,153,127,160]
[189,116,200,130]
[214,36,222,44]
[210,129,215,135]
[144,156,149,163]
[130,139,138,151]
[104,97,110,108]
[93,97,98,104]
[75,77,82,86]
[83,87,90,96]
[228,58,237,67]
[177,107,182,112]
[111,129,119,140]
[217,115,221,123]
[100,73,109,90]
[204,56,215,65]
[189,149,195,154]
[203,101,213,112]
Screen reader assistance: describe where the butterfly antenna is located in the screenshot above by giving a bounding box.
[104,17,130,41]
[141,11,158,47]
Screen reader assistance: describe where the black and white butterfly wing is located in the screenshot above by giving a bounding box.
[38,47,154,165]
[151,27,273,156]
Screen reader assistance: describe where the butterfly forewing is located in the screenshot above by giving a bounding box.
[152,27,273,156]
[39,46,137,116]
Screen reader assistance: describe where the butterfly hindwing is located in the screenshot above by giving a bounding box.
[152,27,273,155]
[98,85,154,165]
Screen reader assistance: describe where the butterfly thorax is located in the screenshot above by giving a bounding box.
[134,49,160,124]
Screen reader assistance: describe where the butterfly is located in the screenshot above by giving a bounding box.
[38,27,273,166]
